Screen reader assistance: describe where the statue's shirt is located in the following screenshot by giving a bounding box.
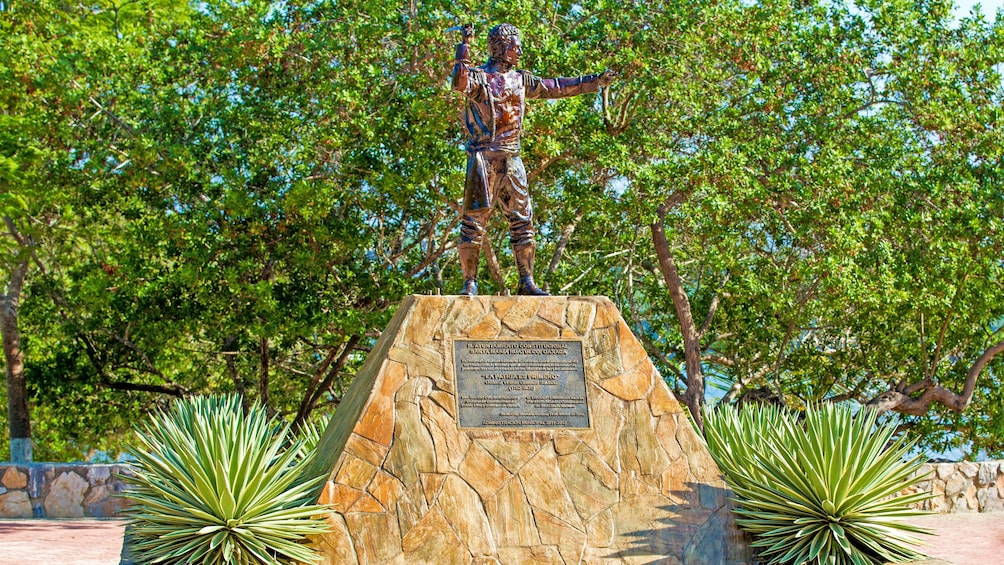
[487,70,524,151]
[453,64,602,154]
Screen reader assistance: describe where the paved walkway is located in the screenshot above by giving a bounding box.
[0,514,1001,564]
[904,513,1004,565]
[0,519,126,564]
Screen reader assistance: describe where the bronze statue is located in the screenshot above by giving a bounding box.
[451,23,617,296]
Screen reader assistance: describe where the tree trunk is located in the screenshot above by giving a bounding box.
[222,336,249,413]
[294,334,360,429]
[482,238,508,295]
[543,209,583,293]
[259,336,271,414]
[2,261,31,462]
[651,194,705,431]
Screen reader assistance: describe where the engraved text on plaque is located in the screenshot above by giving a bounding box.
[454,340,589,429]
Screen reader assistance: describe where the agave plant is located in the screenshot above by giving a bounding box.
[123,394,330,564]
[703,402,932,565]
[294,415,327,460]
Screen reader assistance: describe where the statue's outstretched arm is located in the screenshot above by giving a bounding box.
[524,69,619,100]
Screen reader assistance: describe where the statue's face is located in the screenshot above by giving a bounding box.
[502,35,522,66]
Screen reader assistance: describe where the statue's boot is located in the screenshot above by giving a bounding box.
[459,246,479,296]
[514,244,549,296]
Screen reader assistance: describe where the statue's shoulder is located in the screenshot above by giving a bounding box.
[516,69,537,82]
[469,65,489,83]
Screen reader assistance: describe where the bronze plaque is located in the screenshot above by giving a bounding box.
[454,340,589,429]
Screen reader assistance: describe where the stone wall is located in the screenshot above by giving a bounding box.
[0,463,133,518]
[1,457,1001,522]
[907,461,1004,513]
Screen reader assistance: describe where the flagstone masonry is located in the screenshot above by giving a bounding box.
[306,295,752,565]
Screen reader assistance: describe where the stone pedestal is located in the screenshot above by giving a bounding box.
[307,295,751,564]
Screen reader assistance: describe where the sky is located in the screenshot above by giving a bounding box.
[954,0,1004,19]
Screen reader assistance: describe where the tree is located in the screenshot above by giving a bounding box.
[2,0,1001,459]
[547,0,1003,451]
[0,0,194,460]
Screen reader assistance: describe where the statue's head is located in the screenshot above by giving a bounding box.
[488,23,521,66]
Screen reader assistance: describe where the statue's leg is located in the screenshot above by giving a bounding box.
[500,155,548,296]
[458,152,493,295]
[513,242,548,296]
[457,244,480,296]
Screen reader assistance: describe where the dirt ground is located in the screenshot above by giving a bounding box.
[0,513,1001,564]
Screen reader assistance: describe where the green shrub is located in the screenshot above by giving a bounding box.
[123,394,330,564]
[703,402,932,565]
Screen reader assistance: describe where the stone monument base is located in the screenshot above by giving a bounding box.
[306,295,751,564]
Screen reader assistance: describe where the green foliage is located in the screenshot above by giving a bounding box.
[550,0,1004,454]
[1,0,1002,460]
[122,394,329,565]
[703,403,932,565]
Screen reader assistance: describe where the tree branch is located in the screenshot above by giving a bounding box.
[868,336,1004,416]
[294,342,344,427]
[928,276,967,380]
[698,272,730,339]
[99,378,187,396]
[85,94,136,136]
[543,209,582,293]
[527,151,573,181]
[767,276,821,396]
[3,216,46,274]
[100,329,166,379]
[296,334,361,428]
[482,237,507,294]
[405,216,459,278]
[77,333,187,397]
